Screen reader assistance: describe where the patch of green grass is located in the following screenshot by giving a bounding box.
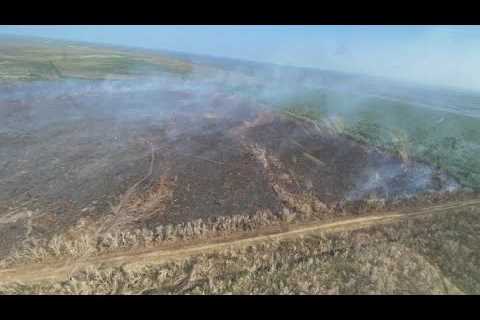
[0,60,60,81]
[277,90,480,190]
[55,56,192,77]
[0,39,194,82]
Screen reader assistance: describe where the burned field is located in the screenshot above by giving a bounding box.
[0,79,463,259]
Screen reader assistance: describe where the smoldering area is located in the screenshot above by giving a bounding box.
[0,70,465,255]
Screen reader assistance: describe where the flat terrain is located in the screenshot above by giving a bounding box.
[273,89,480,189]
[1,36,480,294]
[0,36,193,81]
[1,198,480,293]
[0,78,460,259]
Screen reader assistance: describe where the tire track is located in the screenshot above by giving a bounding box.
[1,198,480,285]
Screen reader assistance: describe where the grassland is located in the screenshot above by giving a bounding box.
[2,204,479,294]
[0,36,194,81]
[277,89,480,190]
[2,36,480,295]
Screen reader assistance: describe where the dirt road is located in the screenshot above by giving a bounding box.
[1,198,479,285]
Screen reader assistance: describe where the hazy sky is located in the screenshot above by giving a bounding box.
[2,26,480,91]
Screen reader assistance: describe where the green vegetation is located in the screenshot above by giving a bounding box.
[0,38,193,81]
[283,104,325,121]
[278,90,480,190]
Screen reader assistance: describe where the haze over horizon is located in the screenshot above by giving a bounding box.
[1,26,480,92]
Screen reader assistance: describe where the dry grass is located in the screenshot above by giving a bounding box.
[0,208,284,268]
[321,115,346,136]
[2,205,479,294]
[1,189,472,270]
[390,129,411,162]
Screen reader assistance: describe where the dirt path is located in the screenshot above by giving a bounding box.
[1,198,479,285]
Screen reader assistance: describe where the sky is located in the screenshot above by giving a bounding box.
[1,25,480,91]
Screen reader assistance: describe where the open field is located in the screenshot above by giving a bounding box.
[275,89,480,190]
[1,36,480,294]
[1,199,479,294]
[0,36,194,81]
[0,80,461,261]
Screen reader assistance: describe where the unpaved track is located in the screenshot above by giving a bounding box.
[1,198,480,285]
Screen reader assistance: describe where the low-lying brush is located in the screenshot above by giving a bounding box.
[3,205,479,294]
[1,189,472,269]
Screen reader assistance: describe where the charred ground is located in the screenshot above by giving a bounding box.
[0,79,462,259]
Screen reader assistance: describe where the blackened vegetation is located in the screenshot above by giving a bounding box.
[0,79,464,262]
